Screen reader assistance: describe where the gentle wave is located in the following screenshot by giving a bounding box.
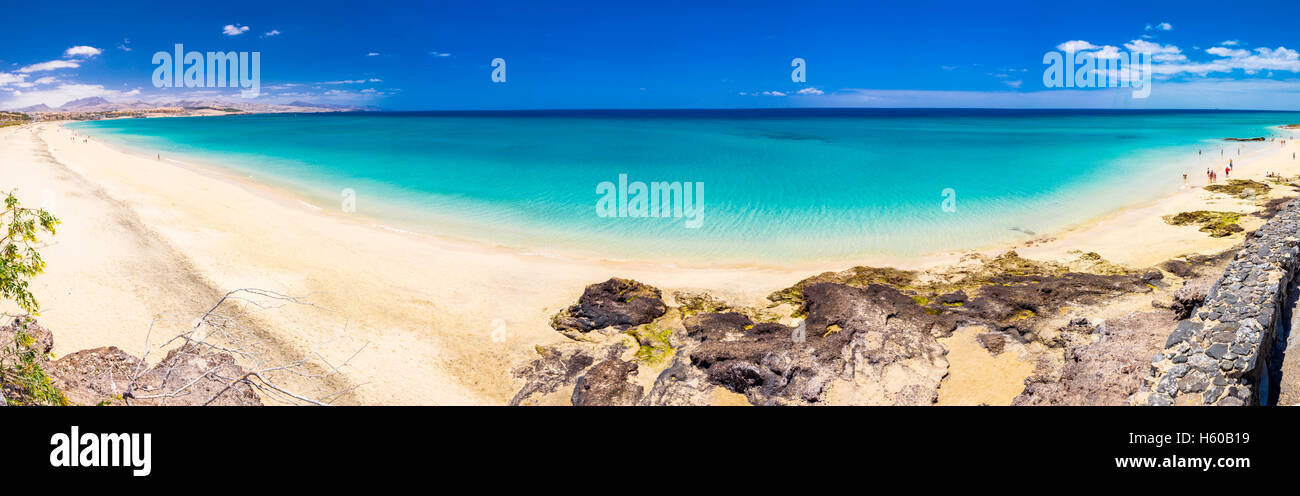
[68,109,1300,263]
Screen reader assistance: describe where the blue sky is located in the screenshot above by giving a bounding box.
[4,0,1300,110]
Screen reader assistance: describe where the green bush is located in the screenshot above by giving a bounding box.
[1,191,60,314]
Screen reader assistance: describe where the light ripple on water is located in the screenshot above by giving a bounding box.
[68,110,1300,264]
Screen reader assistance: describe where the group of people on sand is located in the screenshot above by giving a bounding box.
[1204,159,1233,183]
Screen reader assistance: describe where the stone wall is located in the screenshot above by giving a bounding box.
[1138,200,1300,406]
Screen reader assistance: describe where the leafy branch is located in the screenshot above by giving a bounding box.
[1,190,60,314]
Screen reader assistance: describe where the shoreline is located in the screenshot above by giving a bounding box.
[61,117,1299,274]
[4,119,1300,404]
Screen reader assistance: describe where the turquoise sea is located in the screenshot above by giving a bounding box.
[68,109,1300,264]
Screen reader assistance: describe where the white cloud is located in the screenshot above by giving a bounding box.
[0,73,26,86]
[1152,45,1300,76]
[429,51,451,57]
[222,24,251,36]
[323,79,385,85]
[1093,45,1122,59]
[1053,41,1121,60]
[1124,39,1186,62]
[1056,40,1099,52]
[788,79,1300,109]
[1003,80,1023,89]
[1207,46,1249,58]
[18,60,80,73]
[367,52,380,57]
[118,38,132,52]
[1222,46,1300,74]
[796,87,824,95]
[64,46,102,58]
[264,29,281,37]
[1053,37,1300,80]
[760,90,786,96]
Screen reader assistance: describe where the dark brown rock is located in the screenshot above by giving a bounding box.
[976,333,1006,355]
[680,283,951,404]
[551,278,667,335]
[1159,260,1198,279]
[572,358,643,406]
[509,342,620,405]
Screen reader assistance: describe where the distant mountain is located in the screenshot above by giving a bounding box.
[59,97,113,110]
[288,99,379,110]
[6,97,378,114]
[14,103,50,112]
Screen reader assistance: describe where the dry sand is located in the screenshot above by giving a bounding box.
[2,120,1299,405]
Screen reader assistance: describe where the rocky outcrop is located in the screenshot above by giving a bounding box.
[1139,199,1300,406]
[1171,277,1214,320]
[1,316,261,406]
[519,253,1166,405]
[550,278,667,338]
[639,355,715,406]
[571,359,643,406]
[45,346,142,405]
[0,316,59,405]
[509,340,626,406]
[1016,312,1169,405]
[675,282,954,405]
[122,343,262,406]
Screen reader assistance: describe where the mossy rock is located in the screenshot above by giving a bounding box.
[1204,179,1270,199]
[767,266,918,306]
[1162,210,1244,237]
[626,324,674,365]
[673,290,732,317]
[767,250,1134,309]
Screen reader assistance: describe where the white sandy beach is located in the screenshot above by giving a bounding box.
[2,120,1299,405]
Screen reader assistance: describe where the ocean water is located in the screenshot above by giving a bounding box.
[68,109,1300,264]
